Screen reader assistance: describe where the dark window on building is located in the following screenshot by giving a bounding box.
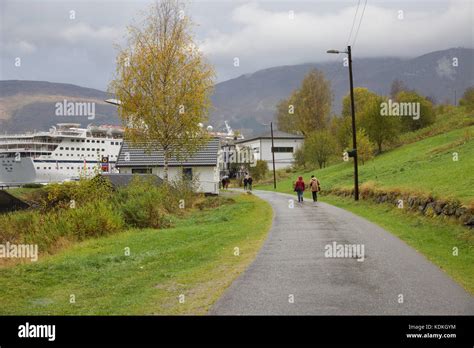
[131,168,152,174]
[272,147,294,153]
[182,167,193,180]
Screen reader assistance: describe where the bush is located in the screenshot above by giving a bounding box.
[67,200,124,239]
[38,175,114,212]
[250,160,268,181]
[0,210,41,244]
[22,183,43,189]
[0,174,201,258]
[118,190,171,229]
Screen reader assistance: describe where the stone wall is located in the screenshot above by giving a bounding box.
[326,186,474,228]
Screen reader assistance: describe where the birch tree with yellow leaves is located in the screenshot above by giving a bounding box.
[109,0,215,181]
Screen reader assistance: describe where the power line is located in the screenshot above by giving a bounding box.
[352,0,367,48]
[346,0,361,46]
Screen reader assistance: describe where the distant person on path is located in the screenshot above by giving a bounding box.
[309,175,321,203]
[243,173,249,191]
[222,175,229,190]
[294,176,305,203]
[247,175,253,191]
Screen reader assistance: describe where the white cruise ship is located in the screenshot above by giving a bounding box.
[0,123,124,185]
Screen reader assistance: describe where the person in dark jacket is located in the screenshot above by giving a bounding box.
[247,175,253,191]
[294,176,305,203]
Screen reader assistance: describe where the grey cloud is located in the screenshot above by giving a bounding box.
[0,0,472,89]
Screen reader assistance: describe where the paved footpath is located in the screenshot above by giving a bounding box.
[210,190,474,315]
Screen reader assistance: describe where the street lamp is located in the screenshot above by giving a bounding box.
[105,99,122,106]
[327,45,359,201]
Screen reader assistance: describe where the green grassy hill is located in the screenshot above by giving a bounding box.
[259,125,474,204]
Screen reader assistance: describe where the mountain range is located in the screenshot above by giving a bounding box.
[1,47,472,136]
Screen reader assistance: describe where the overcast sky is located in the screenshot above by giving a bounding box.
[0,0,472,90]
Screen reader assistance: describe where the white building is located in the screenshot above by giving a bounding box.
[115,138,220,194]
[235,130,304,170]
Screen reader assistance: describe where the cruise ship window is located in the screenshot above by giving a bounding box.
[82,148,85,151]
[60,147,63,150]
[102,149,105,151]
[44,167,47,169]
[37,167,40,170]
[48,167,51,170]
[82,140,85,142]
[87,140,90,143]
[101,141,105,143]
[65,147,69,150]
[71,139,74,142]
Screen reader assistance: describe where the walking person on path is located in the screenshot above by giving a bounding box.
[309,175,321,203]
[247,175,253,191]
[293,176,305,203]
[243,173,249,191]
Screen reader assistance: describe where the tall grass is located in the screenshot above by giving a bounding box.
[0,174,209,258]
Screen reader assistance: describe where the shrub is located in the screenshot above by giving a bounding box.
[250,160,268,181]
[0,210,41,244]
[118,190,171,229]
[22,183,43,189]
[459,86,474,111]
[67,200,124,239]
[113,176,174,228]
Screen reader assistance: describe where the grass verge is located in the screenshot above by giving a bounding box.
[0,192,272,315]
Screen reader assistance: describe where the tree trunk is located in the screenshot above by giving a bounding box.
[163,149,170,182]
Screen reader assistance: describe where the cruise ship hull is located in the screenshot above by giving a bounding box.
[0,157,37,184]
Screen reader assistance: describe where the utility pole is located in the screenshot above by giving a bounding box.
[347,46,359,201]
[326,45,359,201]
[270,122,276,189]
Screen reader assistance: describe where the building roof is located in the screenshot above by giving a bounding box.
[102,173,163,187]
[116,137,220,167]
[235,130,304,144]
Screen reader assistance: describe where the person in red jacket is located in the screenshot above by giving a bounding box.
[294,176,305,203]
